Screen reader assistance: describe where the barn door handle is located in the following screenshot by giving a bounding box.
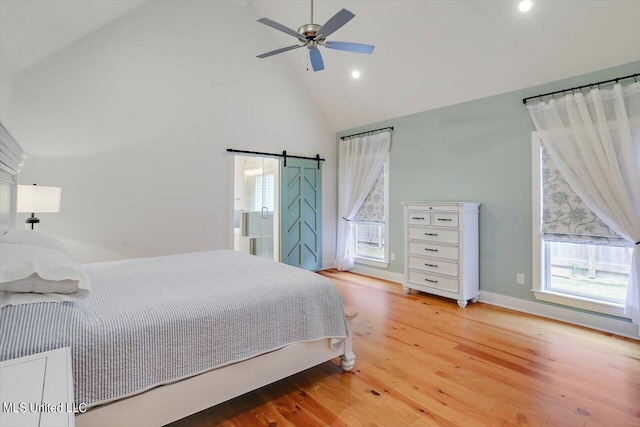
[262,207,268,219]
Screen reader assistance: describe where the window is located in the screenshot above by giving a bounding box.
[353,155,390,267]
[254,174,275,212]
[532,133,632,316]
[545,241,631,303]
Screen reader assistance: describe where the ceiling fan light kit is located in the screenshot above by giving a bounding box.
[256,0,375,72]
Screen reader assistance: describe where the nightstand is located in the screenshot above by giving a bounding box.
[0,347,75,427]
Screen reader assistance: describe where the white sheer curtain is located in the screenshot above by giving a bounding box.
[336,131,391,271]
[527,82,640,326]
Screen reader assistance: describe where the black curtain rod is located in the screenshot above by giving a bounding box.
[226,148,325,169]
[522,73,639,105]
[340,126,394,140]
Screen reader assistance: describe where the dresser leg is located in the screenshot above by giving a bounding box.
[402,286,411,295]
[457,300,468,308]
[471,296,480,303]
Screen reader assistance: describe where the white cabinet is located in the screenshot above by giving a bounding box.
[0,347,75,427]
[402,202,480,308]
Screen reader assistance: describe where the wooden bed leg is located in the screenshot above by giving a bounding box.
[340,333,356,372]
[340,353,356,372]
[341,310,358,372]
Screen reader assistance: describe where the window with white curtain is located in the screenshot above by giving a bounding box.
[337,129,391,271]
[532,134,633,314]
[353,155,389,266]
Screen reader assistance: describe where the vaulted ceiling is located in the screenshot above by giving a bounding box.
[0,0,147,72]
[1,0,639,131]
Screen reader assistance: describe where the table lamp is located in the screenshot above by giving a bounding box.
[16,184,62,230]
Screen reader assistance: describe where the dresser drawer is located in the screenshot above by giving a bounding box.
[407,204,458,212]
[408,270,459,293]
[408,256,459,276]
[432,213,458,227]
[408,212,431,226]
[408,241,459,260]
[408,226,459,244]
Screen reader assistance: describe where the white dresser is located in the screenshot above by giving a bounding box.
[402,201,480,307]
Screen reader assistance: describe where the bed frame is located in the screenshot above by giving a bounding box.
[0,124,357,427]
[77,327,355,427]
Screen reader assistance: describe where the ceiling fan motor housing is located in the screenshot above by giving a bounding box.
[298,24,322,40]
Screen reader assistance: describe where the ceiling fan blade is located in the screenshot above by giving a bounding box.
[315,9,355,40]
[309,48,324,72]
[257,44,304,59]
[325,41,375,54]
[257,18,306,41]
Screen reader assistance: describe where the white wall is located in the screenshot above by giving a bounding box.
[9,1,337,264]
[0,51,14,125]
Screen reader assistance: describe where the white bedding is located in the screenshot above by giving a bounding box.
[0,250,347,407]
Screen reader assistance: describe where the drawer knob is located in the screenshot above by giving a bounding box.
[425,233,438,236]
[412,217,425,220]
[424,248,438,252]
[425,278,438,283]
[424,263,438,267]
[438,218,452,222]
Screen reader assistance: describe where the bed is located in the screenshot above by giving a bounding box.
[0,125,355,427]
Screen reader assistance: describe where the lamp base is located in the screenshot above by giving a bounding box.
[25,216,40,230]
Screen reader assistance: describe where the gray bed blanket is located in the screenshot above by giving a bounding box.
[0,250,347,407]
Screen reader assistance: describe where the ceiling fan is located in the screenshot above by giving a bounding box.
[256,0,375,72]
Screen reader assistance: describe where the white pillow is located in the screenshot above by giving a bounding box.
[1,274,79,294]
[0,243,91,308]
[0,229,70,256]
[0,289,90,307]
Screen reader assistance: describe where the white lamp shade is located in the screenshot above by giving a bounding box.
[17,185,62,213]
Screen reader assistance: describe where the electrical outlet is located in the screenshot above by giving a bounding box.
[391,253,396,262]
[516,273,525,285]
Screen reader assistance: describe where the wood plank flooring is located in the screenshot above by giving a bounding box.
[170,270,640,427]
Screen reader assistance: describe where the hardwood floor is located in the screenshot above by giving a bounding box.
[170,270,640,427]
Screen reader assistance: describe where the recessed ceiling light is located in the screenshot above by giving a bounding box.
[519,0,533,12]
[352,70,360,79]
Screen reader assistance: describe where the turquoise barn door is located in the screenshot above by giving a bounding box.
[280,158,322,271]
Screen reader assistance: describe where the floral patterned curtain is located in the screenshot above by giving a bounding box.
[541,144,626,246]
[353,165,385,223]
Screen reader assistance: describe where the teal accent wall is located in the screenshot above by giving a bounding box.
[337,61,640,304]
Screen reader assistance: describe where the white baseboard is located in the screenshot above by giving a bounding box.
[480,291,639,340]
[319,260,404,284]
[321,259,336,270]
[350,264,404,284]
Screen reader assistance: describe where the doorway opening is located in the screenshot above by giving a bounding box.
[232,155,279,262]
